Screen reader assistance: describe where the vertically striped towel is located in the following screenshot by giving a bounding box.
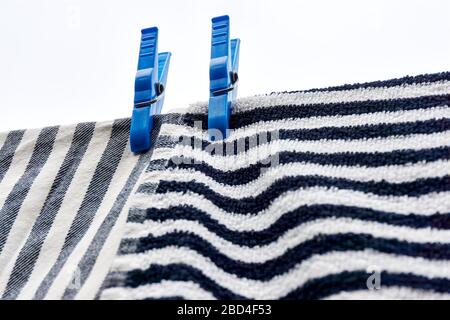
[1,72,450,299]
[0,119,154,299]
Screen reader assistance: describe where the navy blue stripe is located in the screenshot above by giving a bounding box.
[127,205,450,247]
[0,126,59,254]
[176,117,450,153]
[278,71,450,94]
[63,142,156,300]
[282,271,450,299]
[165,147,450,185]
[152,176,450,214]
[34,119,130,300]
[116,265,450,299]
[0,130,25,183]
[180,95,450,129]
[281,118,450,141]
[113,265,245,299]
[118,232,450,281]
[2,122,96,300]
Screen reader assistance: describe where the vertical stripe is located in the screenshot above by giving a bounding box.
[0,129,41,209]
[17,121,114,299]
[0,125,75,297]
[0,130,25,183]
[64,117,163,300]
[0,127,59,253]
[33,119,130,299]
[0,132,8,150]
[1,123,96,299]
[45,143,139,299]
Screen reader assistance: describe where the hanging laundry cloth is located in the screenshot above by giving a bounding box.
[1,72,450,299]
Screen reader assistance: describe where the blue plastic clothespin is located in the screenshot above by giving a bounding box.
[130,27,171,153]
[208,15,240,140]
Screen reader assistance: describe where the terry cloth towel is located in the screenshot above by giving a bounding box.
[100,72,450,300]
[0,72,450,300]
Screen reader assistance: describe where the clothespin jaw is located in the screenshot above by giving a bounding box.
[130,27,171,153]
[208,15,240,140]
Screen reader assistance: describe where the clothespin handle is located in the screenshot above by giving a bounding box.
[130,27,171,153]
[208,15,240,140]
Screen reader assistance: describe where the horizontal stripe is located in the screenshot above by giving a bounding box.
[132,189,450,232]
[100,280,216,300]
[325,286,450,300]
[141,160,450,199]
[123,218,450,263]
[109,248,450,299]
[282,271,450,299]
[155,131,450,171]
[184,80,450,123]
[159,104,450,142]
[177,118,450,152]
[105,268,450,300]
[128,204,450,243]
[286,72,450,93]
[103,266,244,300]
[161,147,450,184]
[152,177,450,215]
[117,232,450,280]
[232,80,450,114]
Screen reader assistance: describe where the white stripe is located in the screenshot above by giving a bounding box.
[143,159,450,199]
[75,160,146,300]
[101,281,216,300]
[325,287,450,300]
[160,105,450,142]
[0,129,41,208]
[17,122,114,300]
[233,80,450,112]
[132,189,450,232]
[153,131,450,172]
[124,218,450,264]
[105,248,450,299]
[0,132,8,150]
[0,125,76,295]
[44,143,139,299]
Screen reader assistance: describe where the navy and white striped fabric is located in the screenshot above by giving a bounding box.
[1,72,450,300]
[100,72,450,300]
[0,119,154,299]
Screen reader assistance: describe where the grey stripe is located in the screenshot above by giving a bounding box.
[0,130,25,183]
[0,127,59,254]
[153,135,178,149]
[33,119,130,299]
[62,117,162,299]
[136,182,159,194]
[2,123,96,299]
[96,118,180,298]
[62,151,152,299]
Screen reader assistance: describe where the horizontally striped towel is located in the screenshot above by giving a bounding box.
[100,72,450,300]
[1,72,450,299]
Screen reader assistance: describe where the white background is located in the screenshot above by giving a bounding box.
[0,0,449,131]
